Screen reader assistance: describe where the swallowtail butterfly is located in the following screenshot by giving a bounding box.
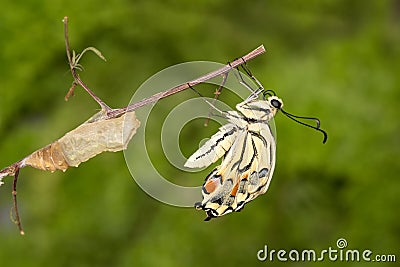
[185,67,327,221]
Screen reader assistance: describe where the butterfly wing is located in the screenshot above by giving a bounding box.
[184,123,239,168]
[194,129,248,219]
[196,122,276,220]
[245,124,276,199]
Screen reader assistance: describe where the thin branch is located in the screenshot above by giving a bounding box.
[63,17,265,119]
[64,82,77,101]
[11,167,24,235]
[107,45,266,118]
[62,17,111,111]
[204,72,228,126]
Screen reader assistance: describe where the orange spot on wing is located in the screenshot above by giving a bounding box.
[230,182,239,196]
[204,180,217,193]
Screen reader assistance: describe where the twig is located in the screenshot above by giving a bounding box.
[11,167,24,235]
[63,17,111,111]
[64,82,77,101]
[204,72,228,126]
[107,45,266,118]
[62,17,265,119]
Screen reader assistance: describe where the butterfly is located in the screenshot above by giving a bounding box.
[185,81,327,221]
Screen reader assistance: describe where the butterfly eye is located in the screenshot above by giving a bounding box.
[271,99,282,109]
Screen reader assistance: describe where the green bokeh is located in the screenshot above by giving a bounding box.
[0,0,399,266]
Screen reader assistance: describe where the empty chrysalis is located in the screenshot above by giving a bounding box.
[23,111,140,172]
[0,111,140,179]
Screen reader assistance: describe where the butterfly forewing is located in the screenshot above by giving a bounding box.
[184,123,239,168]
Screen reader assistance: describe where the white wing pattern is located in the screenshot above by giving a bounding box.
[185,95,283,220]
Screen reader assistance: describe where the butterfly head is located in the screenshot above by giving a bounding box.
[263,90,282,113]
[267,96,283,113]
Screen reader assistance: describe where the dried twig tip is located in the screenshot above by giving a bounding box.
[65,82,77,101]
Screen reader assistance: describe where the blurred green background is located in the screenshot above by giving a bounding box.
[0,0,399,266]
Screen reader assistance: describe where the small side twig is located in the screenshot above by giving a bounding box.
[204,72,228,126]
[63,17,110,111]
[11,167,24,235]
[64,82,77,101]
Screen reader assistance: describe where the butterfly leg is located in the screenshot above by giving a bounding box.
[231,59,265,99]
[187,83,227,117]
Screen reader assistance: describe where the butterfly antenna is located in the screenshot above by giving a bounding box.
[280,109,328,144]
